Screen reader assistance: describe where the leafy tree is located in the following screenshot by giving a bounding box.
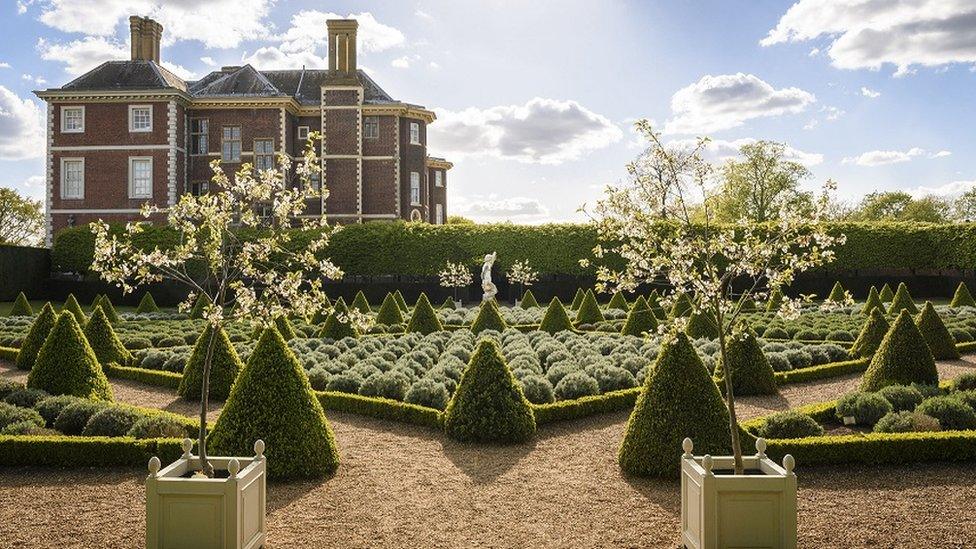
[714,140,813,223]
[850,191,950,223]
[953,187,976,222]
[0,187,43,246]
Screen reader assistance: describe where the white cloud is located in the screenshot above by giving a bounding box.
[761,0,976,76]
[200,56,217,67]
[161,62,195,80]
[842,147,950,166]
[16,175,46,200]
[242,46,327,70]
[822,105,845,120]
[37,36,127,76]
[391,56,412,69]
[415,9,434,22]
[663,73,816,134]
[906,179,976,199]
[0,86,44,161]
[803,118,819,130]
[430,98,623,165]
[21,74,46,85]
[428,61,441,70]
[0,62,10,69]
[860,86,881,98]
[808,47,820,57]
[454,196,551,223]
[668,137,824,167]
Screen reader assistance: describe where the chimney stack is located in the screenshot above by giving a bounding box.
[129,16,163,63]
[327,19,358,75]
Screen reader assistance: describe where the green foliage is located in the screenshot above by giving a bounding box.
[669,292,694,318]
[878,385,924,412]
[520,289,539,309]
[4,387,48,408]
[274,316,295,341]
[0,402,44,431]
[177,324,243,401]
[316,391,443,429]
[916,396,976,430]
[128,414,192,439]
[442,339,536,443]
[646,290,666,319]
[318,299,359,340]
[61,294,86,325]
[54,400,110,435]
[618,333,731,477]
[350,290,371,314]
[519,375,555,405]
[766,288,784,312]
[685,309,718,339]
[879,283,894,302]
[209,326,340,479]
[375,293,405,325]
[406,293,443,335]
[915,301,959,359]
[553,372,600,400]
[393,290,408,312]
[861,286,886,315]
[403,378,450,410]
[9,292,32,316]
[773,358,870,385]
[81,406,143,437]
[94,295,120,323]
[873,411,940,433]
[104,363,182,388]
[607,291,628,310]
[714,330,778,396]
[15,302,56,371]
[570,288,585,310]
[574,289,605,325]
[83,306,132,365]
[471,299,507,333]
[189,294,211,320]
[27,312,113,401]
[440,296,455,310]
[136,292,160,313]
[889,282,918,314]
[849,308,890,359]
[950,282,976,308]
[539,297,574,334]
[740,296,758,312]
[827,281,846,302]
[861,310,938,392]
[756,410,824,439]
[621,296,658,337]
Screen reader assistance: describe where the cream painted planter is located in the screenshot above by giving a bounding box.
[680,438,797,549]
[146,439,267,549]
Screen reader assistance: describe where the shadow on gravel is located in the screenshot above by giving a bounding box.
[440,437,537,484]
[621,473,682,515]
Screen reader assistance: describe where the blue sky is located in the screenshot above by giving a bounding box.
[1,0,974,222]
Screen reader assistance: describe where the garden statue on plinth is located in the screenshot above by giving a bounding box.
[481,252,498,302]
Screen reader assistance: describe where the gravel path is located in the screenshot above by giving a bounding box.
[1,356,975,547]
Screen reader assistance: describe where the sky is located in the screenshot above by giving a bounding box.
[1,0,975,223]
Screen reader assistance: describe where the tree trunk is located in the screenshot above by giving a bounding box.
[715,305,744,475]
[197,323,219,477]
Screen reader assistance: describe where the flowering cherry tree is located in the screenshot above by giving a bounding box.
[90,134,343,476]
[586,119,846,474]
[506,259,539,299]
[439,261,473,301]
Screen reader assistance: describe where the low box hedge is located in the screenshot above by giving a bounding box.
[0,436,186,467]
[0,347,17,361]
[103,363,182,389]
[773,358,870,385]
[315,390,443,429]
[532,387,640,425]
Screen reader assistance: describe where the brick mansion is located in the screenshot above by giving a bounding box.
[34,16,452,245]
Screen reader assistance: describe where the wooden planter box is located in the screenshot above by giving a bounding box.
[680,438,797,549]
[146,439,267,549]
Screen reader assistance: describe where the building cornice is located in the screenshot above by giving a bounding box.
[34,88,192,106]
[426,157,453,170]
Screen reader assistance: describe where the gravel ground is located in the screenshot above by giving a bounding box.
[0,356,975,547]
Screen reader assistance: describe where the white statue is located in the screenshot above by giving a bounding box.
[481,251,498,302]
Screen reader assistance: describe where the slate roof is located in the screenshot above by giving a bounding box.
[60,61,188,93]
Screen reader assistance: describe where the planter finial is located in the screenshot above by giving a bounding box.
[181,438,193,459]
[702,454,713,475]
[228,458,241,478]
[755,437,767,458]
[783,454,795,474]
[148,456,160,477]
[682,437,693,458]
[254,439,266,459]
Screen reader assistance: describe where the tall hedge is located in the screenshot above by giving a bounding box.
[950,282,976,308]
[9,292,32,316]
[61,294,86,325]
[375,293,405,325]
[539,297,574,334]
[915,301,959,360]
[861,310,938,391]
[471,300,507,333]
[15,302,56,371]
[27,312,113,401]
[849,308,890,359]
[575,289,605,325]
[178,324,243,401]
[83,307,132,366]
[209,326,340,479]
[713,330,778,396]
[406,293,443,334]
[889,282,918,315]
[442,339,535,443]
[136,292,159,314]
[618,332,731,477]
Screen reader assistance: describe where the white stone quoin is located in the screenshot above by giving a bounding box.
[146,439,267,549]
[680,437,797,549]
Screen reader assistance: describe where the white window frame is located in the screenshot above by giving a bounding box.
[364,116,380,139]
[128,157,153,199]
[253,138,275,172]
[434,170,443,187]
[435,203,444,225]
[60,106,85,133]
[190,118,209,155]
[409,122,421,145]
[410,171,421,205]
[222,125,242,163]
[128,105,153,133]
[60,157,85,199]
[297,126,310,141]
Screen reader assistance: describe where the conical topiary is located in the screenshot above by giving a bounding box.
[27,312,113,400]
[950,282,976,308]
[350,290,371,314]
[61,294,87,325]
[95,295,120,324]
[520,289,539,309]
[915,301,960,360]
[9,292,32,316]
[570,288,585,310]
[83,306,132,365]
[15,302,56,371]
[766,288,784,312]
[607,291,628,311]
[136,292,159,314]
[669,292,694,318]
[178,324,243,401]
[318,299,359,340]
[849,308,890,359]
[575,289,605,325]
[685,309,719,340]
[618,333,731,477]
[189,293,212,320]
[443,339,535,443]
[647,290,667,319]
[861,286,886,315]
[740,296,758,313]
[621,296,658,337]
[393,290,409,312]
[826,281,846,302]
[310,296,333,324]
[861,310,938,392]
[209,326,340,479]
[275,316,295,341]
[539,297,574,334]
[440,296,456,310]
[471,299,507,334]
[879,283,894,303]
[889,282,918,315]
[406,293,443,335]
[713,329,778,396]
[375,293,405,325]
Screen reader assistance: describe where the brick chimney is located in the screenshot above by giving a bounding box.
[129,16,162,63]
[327,19,358,75]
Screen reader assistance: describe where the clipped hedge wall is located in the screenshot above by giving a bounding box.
[315,391,442,429]
[104,363,183,389]
[0,435,186,467]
